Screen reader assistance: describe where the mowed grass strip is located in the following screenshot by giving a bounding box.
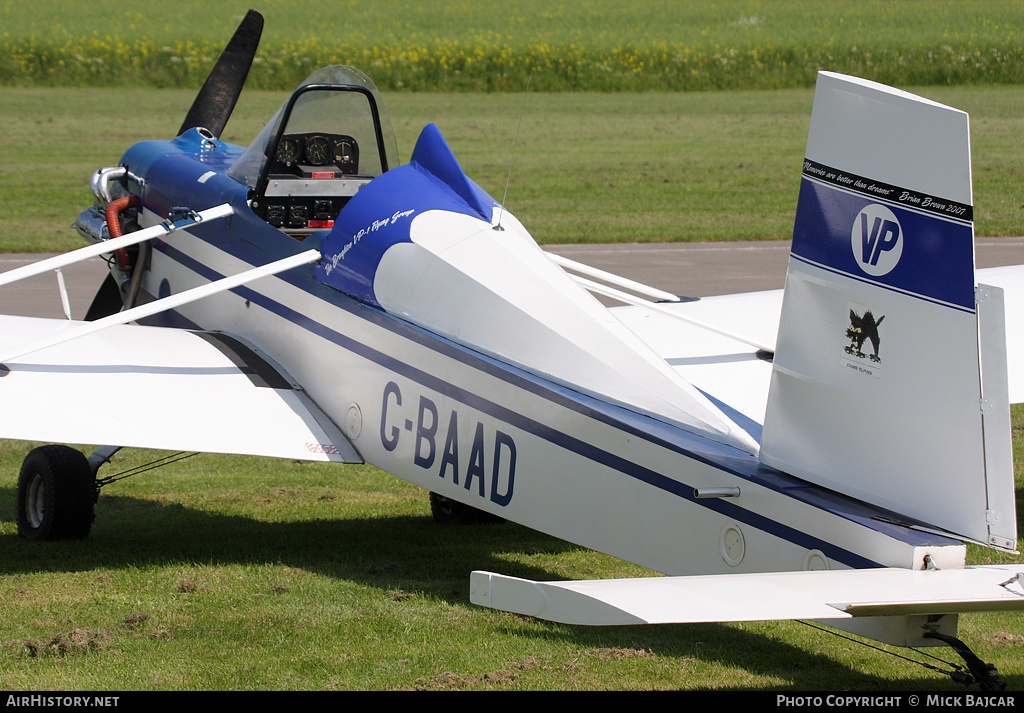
[1,85,1022,252]
[0,431,1021,690]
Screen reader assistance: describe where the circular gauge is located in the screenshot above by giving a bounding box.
[275,137,300,165]
[334,139,356,170]
[305,136,331,166]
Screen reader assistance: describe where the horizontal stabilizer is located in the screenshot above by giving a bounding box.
[0,316,360,463]
[471,565,1024,626]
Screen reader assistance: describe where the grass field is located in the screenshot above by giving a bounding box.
[2,0,1024,91]
[2,0,1022,248]
[0,0,1022,693]
[2,84,1023,252]
[0,435,1020,691]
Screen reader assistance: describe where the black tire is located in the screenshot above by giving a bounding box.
[429,492,505,525]
[17,446,97,540]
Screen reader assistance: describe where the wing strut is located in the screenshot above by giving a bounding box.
[0,204,234,289]
[0,248,319,364]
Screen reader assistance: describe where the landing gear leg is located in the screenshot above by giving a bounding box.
[87,445,122,475]
[429,492,506,525]
[924,631,1005,691]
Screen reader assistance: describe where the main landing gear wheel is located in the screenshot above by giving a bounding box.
[429,492,506,525]
[17,446,97,540]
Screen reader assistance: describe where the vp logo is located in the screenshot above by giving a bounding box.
[851,204,903,277]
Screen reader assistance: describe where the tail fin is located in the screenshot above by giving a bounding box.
[760,72,1017,551]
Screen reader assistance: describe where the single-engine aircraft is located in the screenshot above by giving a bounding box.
[3,11,1023,689]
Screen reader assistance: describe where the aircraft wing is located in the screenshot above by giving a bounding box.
[471,565,1024,627]
[0,315,360,463]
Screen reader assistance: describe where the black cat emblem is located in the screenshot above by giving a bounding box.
[845,309,884,363]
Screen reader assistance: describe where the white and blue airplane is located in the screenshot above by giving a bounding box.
[2,11,1022,689]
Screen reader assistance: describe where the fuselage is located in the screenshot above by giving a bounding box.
[114,128,967,583]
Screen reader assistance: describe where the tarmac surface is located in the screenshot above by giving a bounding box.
[3,237,1024,319]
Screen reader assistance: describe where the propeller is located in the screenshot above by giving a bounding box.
[177,9,264,138]
[86,10,264,322]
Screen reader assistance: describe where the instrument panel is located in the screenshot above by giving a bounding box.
[256,133,368,235]
[270,133,360,176]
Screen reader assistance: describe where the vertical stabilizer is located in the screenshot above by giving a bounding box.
[761,72,1016,551]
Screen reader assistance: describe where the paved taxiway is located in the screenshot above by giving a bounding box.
[3,237,1024,319]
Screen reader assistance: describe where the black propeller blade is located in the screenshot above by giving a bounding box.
[177,9,264,138]
[83,11,264,322]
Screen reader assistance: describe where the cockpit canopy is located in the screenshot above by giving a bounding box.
[229,66,400,236]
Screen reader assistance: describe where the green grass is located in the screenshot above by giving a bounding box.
[2,0,1024,91]
[2,85,1023,252]
[0,434,1020,691]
